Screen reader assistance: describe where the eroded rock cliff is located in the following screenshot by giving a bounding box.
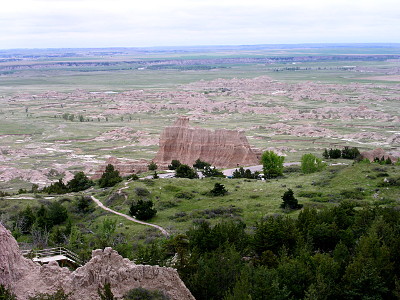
[360,148,398,163]
[154,117,261,168]
[0,223,194,300]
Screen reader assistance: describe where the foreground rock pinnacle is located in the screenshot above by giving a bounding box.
[0,223,194,300]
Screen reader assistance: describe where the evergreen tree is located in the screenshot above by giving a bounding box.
[148,161,158,171]
[168,160,181,170]
[202,166,225,178]
[98,164,122,188]
[129,200,157,221]
[322,149,330,159]
[280,189,303,210]
[193,159,211,169]
[42,179,68,194]
[209,183,228,196]
[76,195,94,213]
[175,164,199,179]
[328,149,341,159]
[66,171,94,192]
[48,202,68,226]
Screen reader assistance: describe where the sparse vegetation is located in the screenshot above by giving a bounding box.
[1,46,400,299]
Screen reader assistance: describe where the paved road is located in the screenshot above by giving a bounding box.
[90,182,169,237]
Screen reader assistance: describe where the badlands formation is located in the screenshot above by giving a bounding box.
[0,223,194,300]
[154,117,261,168]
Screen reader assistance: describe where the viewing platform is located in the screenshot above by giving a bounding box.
[21,247,82,268]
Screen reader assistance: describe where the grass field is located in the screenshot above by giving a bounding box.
[0,45,399,244]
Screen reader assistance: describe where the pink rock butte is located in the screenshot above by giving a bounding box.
[154,116,261,168]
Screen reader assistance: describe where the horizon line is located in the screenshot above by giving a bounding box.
[1,42,400,51]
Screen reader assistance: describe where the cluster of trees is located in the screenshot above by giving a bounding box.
[232,167,260,179]
[12,201,70,248]
[202,166,225,178]
[40,164,123,195]
[41,172,94,194]
[170,159,224,179]
[61,113,92,122]
[134,203,400,299]
[374,156,394,165]
[323,146,360,159]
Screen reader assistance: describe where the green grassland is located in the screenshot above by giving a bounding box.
[1,161,398,250]
[0,45,399,246]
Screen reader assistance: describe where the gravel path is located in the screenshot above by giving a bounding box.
[90,183,169,237]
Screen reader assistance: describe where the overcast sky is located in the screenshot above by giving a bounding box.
[1,0,399,49]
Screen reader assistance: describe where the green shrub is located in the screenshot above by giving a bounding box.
[209,183,228,196]
[28,288,70,300]
[124,287,169,300]
[148,161,158,171]
[66,171,94,192]
[298,191,323,198]
[232,167,260,179]
[135,187,151,197]
[129,200,157,221]
[340,189,365,200]
[301,154,326,174]
[175,164,199,179]
[202,166,225,178]
[193,158,211,169]
[98,282,114,300]
[175,191,194,199]
[168,160,181,170]
[0,284,16,300]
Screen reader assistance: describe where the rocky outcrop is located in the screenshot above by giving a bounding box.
[154,117,261,168]
[0,223,194,300]
[360,148,398,162]
[92,157,149,179]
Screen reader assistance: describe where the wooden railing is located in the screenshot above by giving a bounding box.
[21,247,82,266]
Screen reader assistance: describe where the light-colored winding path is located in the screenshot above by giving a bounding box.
[90,183,169,237]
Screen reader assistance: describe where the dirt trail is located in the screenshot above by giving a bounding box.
[90,182,169,236]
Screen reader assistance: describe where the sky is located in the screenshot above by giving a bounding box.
[1,0,399,49]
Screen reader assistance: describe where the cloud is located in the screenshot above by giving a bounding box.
[0,0,399,48]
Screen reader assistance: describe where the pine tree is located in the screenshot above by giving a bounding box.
[98,164,122,188]
[280,189,302,210]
